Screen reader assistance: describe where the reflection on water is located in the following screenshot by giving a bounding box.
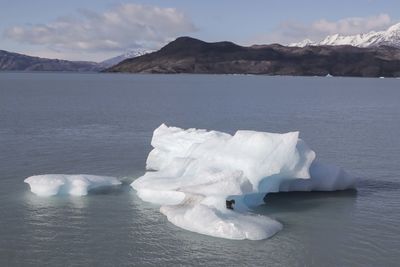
[24,192,89,210]
[262,190,358,213]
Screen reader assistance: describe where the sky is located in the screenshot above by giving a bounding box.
[1,0,400,62]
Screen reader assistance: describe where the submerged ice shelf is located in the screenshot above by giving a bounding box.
[25,174,121,196]
[132,124,357,240]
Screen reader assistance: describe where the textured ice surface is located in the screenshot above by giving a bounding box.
[132,124,357,240]
[25,174,121,196]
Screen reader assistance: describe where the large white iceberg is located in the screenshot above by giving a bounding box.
[25,174,122,197]
[132,124,357,240]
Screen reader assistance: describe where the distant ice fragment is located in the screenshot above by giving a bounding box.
[25,174,121,196]
[132,124,357,240]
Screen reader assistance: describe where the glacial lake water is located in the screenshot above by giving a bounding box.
[0,73,399,266]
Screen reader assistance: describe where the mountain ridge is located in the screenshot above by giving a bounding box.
[289,22,400,48]
[106,36,400,77]
[99,49,153,69]
[0,50,100,72]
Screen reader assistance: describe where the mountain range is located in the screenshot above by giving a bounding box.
[2,22,400,76]
[98,49,152,69]
[0,49,151,72]
[289,22,400,48]
[0,50,100,72]
[106,36,400,77]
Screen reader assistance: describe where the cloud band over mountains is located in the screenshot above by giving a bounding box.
[4,3,196,60]
[2,2,396,61]
[252,13,393,45]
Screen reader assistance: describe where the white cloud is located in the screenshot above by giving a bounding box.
[309,13,391,35]
[250,13,393,45]
[4,3,196,61]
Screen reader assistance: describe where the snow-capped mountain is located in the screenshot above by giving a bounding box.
[290,38,314,47]
[289,22,400,48]
[99,49,153,68]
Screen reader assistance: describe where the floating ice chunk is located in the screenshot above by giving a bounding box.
[25,174,121,197]
[160,196,283,240]
[132,124,357,240]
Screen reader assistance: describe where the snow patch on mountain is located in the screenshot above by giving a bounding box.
[99,49,153,68]
[289,22,400,48]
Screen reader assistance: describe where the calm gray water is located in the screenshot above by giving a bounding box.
[0,73,399,266]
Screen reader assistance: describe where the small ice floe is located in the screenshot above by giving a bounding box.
[25,174,121,197]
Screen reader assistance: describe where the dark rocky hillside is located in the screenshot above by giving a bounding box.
[107,37,400,77]
[0,50,100,71]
